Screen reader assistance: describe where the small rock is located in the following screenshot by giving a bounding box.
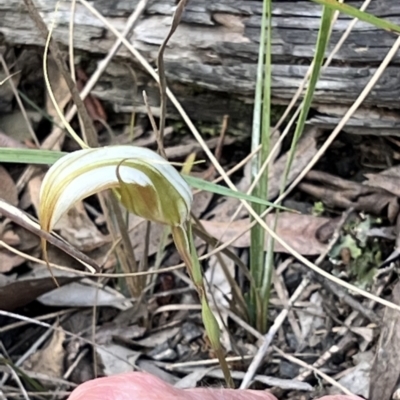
[181,322,202,344]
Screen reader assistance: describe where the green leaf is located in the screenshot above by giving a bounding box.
[309,0,400,33]
[184,175,291,211]
[0,148,66,164]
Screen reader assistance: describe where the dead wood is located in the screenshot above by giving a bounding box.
[1,0,400,133]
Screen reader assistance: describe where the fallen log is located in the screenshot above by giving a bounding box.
[1,0,400,134]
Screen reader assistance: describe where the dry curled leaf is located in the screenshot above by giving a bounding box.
[45,58,71,125]
[0,250,25,274]
[364,165,400,198]
[206,127,319,222]
[0,165,18,206]
[0,129,27,148]
[0,268,78,311]
[301,170,399,222]
[0,111,41,144]
[200,212,335,255]
[23,328,66,382]
[76,68,107,123]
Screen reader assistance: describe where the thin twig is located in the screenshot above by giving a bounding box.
[0,319,60,388]
[0,310,139,370]
[203,115,229,180]
[68,0,86,142]
[142,91,165,157]
[0,199,99,273]
[77,0,397,312]
[240,209,353,388]
[157,0,188,145]
[240,277,310,389]
[278,36,400,203]
[295,267,392,382]
[0,309,73,334]
[313,272,380,324]
[5,365,30,400]
[0,55,39,147]
[23,0,98,147]
[15,0,148,192]
[273,346,354,396]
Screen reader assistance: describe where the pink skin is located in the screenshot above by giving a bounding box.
[67,372,363,400]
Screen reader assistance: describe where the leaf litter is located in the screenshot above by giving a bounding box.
[2,113,398,398]
[2,4,400,400]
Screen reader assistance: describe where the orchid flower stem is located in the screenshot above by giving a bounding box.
[171,222,234,388]
[108,192,141,297]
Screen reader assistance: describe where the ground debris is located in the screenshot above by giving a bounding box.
[369,281,400,400]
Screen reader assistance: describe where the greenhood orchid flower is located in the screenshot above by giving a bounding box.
[39,145,193,233]
[39,144,233,387]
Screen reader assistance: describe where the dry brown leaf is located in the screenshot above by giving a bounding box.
[96,344,140,376]
[46,59,71,125]
[136,327,180,348]
[54,203,110,252]
[0,130,27,148]
[298,292,325,348]
[200,212,334,255]
[38,281,131,309]
[369,281,400,400]
[129,216,167,260]
[0,249,25,273]
[24,264,126,310]
[0,225,40,274]
[76,68,107,123]
[28,174,109,252]
[267,128,320,200]
[331,360,371,398]
[0,271,78,310]
[364,165,400,198]
[0,49,21,112]
[191,190,213,217]
[2,229,20,246]
[206,127,319,222]
[0,165,18,206]
[301,170,399,222]
[95,324,146,345]
[0,111,41,144]
[351,327,374,344]
[165,136,235,160]
[13,224,40,251]
[23,328,66,381]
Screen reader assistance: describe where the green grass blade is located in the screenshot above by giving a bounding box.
[259,5,334,321]
[283,6,334,183]
[0,148,66,164]
[184,175,291,211]
[309,0,400,33]
[250,0,268,174]
[250,0,273,332]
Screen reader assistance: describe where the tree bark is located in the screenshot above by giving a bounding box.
[1,0,400,134]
